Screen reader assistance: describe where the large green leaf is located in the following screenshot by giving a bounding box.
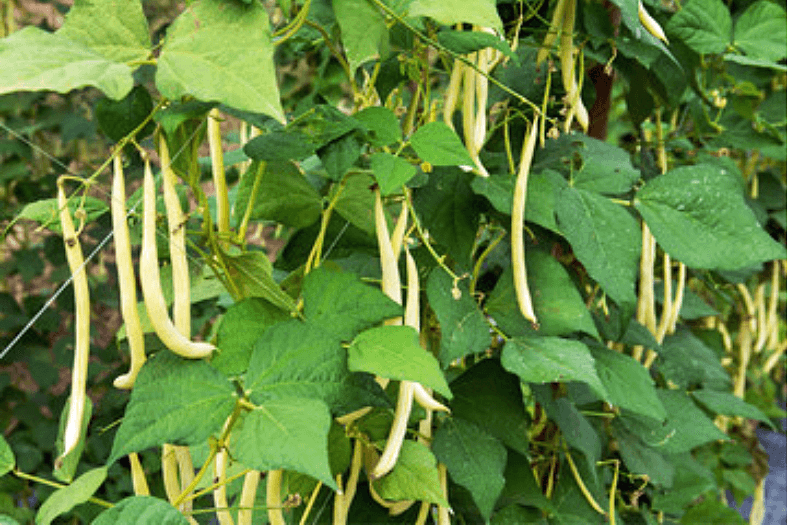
[245,320,348,407]
[373,441,449,507]
[213,298,289,376]
[471,168,564,233]
[0,27,133,100]
[243,132,316,162]
[94,85,155,143]
[353,106,402,147]
[634,164,784,270]
[414,167,481,267]
[432,418,506,521]
[410,122,474,167]
[92,496,189,525]
[408,0,502,31]
[156,0,284,122]
[58,0,150,63]
[348,325,452,398]
[666,0,731,54]
[109,353,235,463]
[448,359,530,457]
[650,459,716,514]
[657,327,731,390]
[333,172,376,234]
[691,390,774,428]
[370,153,417,196]
[486,250,600,338]
[559,134,640,195]
[620,390,727,454]
[35,467,107,525]
[589,345,666,421]
[612,420,675,488]
[426,269,490,368]
[301,267,402,341]
[733,1,787,62]
[220,251,299,313]
[501,337,607,400]
[333,0,389,72]
[556,187,640,309]
[233,160,322,230]
[0,435,14,477]
[232,398,336,488]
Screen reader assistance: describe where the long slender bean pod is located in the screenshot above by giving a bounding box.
[129,452,150,496]
[111,155,146,389]
[56,180,90,464]
[375,189,403,313]
[511,121,540,327]
[214,442,235,525]
[237,471,261,525]
[160,136,191,334]
[208,108,230,248]
[140,158,215,359]
[537,0,568,65]
[443,59,463,130]
[638,0,668,44]
[267,469,286,525]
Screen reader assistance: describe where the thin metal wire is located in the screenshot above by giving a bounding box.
[0,116,207,361]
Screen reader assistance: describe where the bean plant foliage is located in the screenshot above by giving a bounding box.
[0,0,785,523]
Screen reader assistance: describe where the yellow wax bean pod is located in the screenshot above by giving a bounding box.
[111,155,146,390]
[140,157,214,359]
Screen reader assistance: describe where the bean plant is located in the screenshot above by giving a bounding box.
[0,0,785,523]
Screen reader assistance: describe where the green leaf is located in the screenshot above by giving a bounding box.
[471,168,564,234]
[94,85,155,143]
[486,250,600,338]
[651,458,716,513]
[410,122,474,167]
[333,171,376,234]
[233,398,336,488]
[634,164,785,270]
[109,352,236,464]
[556,187,640,309]
[370,153,417,196]
[612,420,675,487]
[243,131,316,162]
[691,390,774,428]
[213,298,289,376]
[502,337,607,400]
[449,359,530,457]
[426,269,490,368]
[317,132,362,181]
[233,160,322,230]
[348,325,452,398]
[245,320,348,408]
[679,496,747,524]
[589,345,666,421]
[413,167,480,267]
[497,450,554,512]
[733,1,787,62]
[220,251,299,313]
[156,0,284,122]
[437,30,516,63]
[35,467,107,525]
[621,390,727,454]
[0,435,14,477]
[0,27,133,99]
[57,0,150,63]
[561,134,640,194]
[408,0,502,31]
[354,106,402,147]
[657,327,731,390]
[373,441,449,507]
[92,495,190,525]
[540,394,602,472]
[432,418,506,520]
[302,267,402,341]
[333,0,389,72]
[15,196,108,235]
[53,397,92,483]
[666,0,731,54]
